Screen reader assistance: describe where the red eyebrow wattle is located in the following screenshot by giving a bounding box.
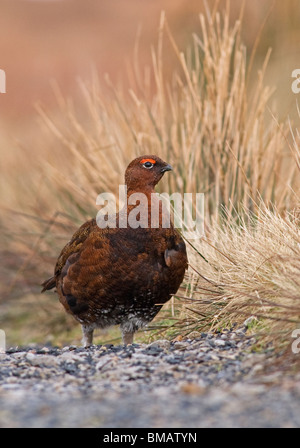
[140,158,156,164]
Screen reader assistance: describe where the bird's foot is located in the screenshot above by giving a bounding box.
[81,325,94,347]
[122,331,134,345]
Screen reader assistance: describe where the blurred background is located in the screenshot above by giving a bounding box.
[1,0,300,346]
[0,0,299,128]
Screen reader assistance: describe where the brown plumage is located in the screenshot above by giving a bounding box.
[41,155,188,346]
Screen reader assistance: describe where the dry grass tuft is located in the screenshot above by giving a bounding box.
[179,206,300,340]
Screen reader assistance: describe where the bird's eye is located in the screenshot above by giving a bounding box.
[143,161,153,169]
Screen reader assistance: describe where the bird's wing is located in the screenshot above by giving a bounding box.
[57,226,131,317]
[163,230,188,269]
[41,218,96,292]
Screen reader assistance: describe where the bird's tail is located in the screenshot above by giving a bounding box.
[41,276,56,293]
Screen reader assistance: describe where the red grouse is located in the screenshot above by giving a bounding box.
[42,155,188,346]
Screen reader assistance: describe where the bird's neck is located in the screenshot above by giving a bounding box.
[121,187,170,229]
[126,184,155,195]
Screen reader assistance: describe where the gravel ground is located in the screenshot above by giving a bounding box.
[0,327,299,428]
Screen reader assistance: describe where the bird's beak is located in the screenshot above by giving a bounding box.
[161,164,173,173]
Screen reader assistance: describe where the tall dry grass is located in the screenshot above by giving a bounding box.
[32,8,296,219]
[1,3,300,348]
[177,206,300,342]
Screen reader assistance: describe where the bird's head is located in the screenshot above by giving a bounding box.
[125,155,172,192]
